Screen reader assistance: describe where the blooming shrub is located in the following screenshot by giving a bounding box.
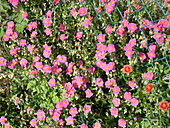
[0,0,170,127]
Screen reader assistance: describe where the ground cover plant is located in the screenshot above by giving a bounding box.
[0,0,170,127]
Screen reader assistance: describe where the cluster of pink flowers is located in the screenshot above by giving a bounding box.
[1,1,169,128]
[95,43,116,61]
[104,0,117,14]
[3,21,18,41]
[0,116,10,128]
[95,61,116,72]
[124,39,136,58]
[147,44,156,59]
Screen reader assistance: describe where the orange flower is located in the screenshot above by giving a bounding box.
[122,65,133,74]
[145,83,153,93]
[159,101,169,110]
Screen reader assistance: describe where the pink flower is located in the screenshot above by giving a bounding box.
[105,78,116,88]
[0,116,7,125]
[96,78,104,87]
[66,116,74,125]
[0,57,7,66]
[93,122,101,128]
[66,67,73,75]
[124,44,132,51]
[61,99,69,108]
[108,62,116,70]
[141,41,147,47]
[43,50,51,58]
[51,66,62,74]
[44,28,52,35]
[30,31,38,38]
[105,6,113,14]
[32,22,38,29]
[34,62,43,70]
[20,58,28,69]
[85,89,93,98]
[43,18,52,26]
[82,18,91,27]
[48,78,56,87]
[83,105,91,114]
[127,23,137,32]
[112,98,120,106]
[128,81,136,88]
[116,27,125,36]
[130,98,139,106]
[144,72,154,80]
[118,119,126,127]
[22,11,28,19]
[15,97,20,103]
[10,32,18,40]
[149,44,156,51]
[112,86,121,95]
[4,124,10,128]
[153,33,161,41]
[27,23,33,31]
[46,10,52,17]
[52,111,60,121]
[30,69,38,78]
[110,108,118,116]
[33,56,40,62]
[10,0,18,6]
[133,117,138,121]
[55,101,63,111]
[97,34,105,42]
[123,92,132,100]
[98,44,107,52]
[78,7,87,16]
[7,21,14,28]
[30,119,37,127]
[60,34,66,41]
[76,32,83,39]
[107,44,115,53]
[59,24,66,31]
[125,50,134,58]
[70,9,77,16]
[128,39,136,47]
[88,66,95,73]
[19,39,27,47]
[105,26,113,34]
[36,110,46,121]
[8,59,18,69]
[3,34,10,41]
[138,52,146,61]
[43,65,51,73]
[121,19,129,27]
[147,50,156,59]
[96,7,103,13]
[80,123,88,128]
[27,44,34,52]
[6,28,13,35]
[95,51,105,60]
[69,107,78,117]
[32,21,38,29]
[57,55,67,63]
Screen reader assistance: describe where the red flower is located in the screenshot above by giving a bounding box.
[159,101,169,110]
[145,83,153,93]
[122,65,133,74]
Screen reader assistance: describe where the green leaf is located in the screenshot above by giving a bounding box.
[15,23,25,33]
[15,12,23,23]
[0,27,4,38]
